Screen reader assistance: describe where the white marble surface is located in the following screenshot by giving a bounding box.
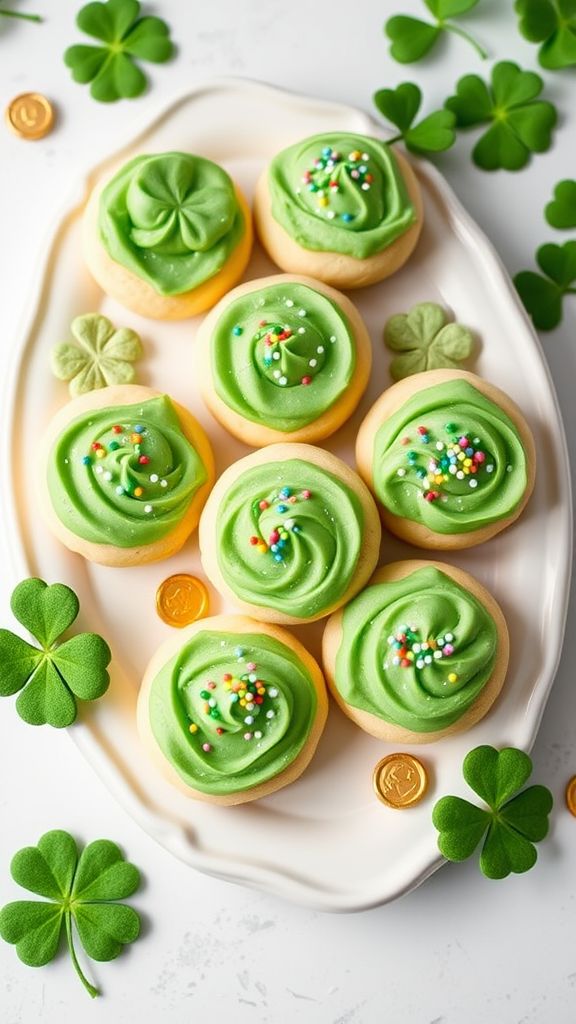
[1,2,575,1022]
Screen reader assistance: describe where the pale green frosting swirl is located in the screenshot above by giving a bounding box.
[211,281,356,431]
[148,629,318,795]
[99,152,246,295]
[334,566,499,732]
[214,459,364,618]
[268,133,416,258]
[372,379,528,534]
[47,396,207,547]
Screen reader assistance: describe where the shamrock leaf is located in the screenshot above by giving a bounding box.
[63,0,174,103]
[515,0,576,70]
[51,313,143,397]
[445,61,557,171]
[514,241,576,329]
[384,302,474,380]
[385,0,487,64]
[545,179,576,228]
[432,745,553,879]
[0,830,141,998]
[374,83,457,155]
[0,578,111,728]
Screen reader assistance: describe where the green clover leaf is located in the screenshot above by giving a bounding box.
[373,83,457,155]
[0,578,111,728]
[51,313,143,397]
[514,240,576,329]
[515,0,576,70]
[384,301,474,380]
[385,0,487,65]
[432,745,553,879]
[445,61,557,171]
[63,0,174,103]
[545,179,576,228]
[0,830,141,998]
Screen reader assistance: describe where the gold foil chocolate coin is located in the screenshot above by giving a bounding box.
[6,93,54,140]
[373,752,428,809]
[156,574,209,628]
[566,775,576,817]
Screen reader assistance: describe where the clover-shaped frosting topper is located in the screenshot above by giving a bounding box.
[385,0,487,64]
[445,61,557,171]
[0,830,141,998]
[51,313,143,397]
[515,0,576,70]
[545,180,576,229]
[0,578,111,728]
[515,241,576,330]
[384,302,474,381]
[432,746,553,879]
[373,83,457,156]
[64,0,174,103]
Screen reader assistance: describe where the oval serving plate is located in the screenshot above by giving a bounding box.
[3,79,572,912]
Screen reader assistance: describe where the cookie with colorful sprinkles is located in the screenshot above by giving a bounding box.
[356,369,536,549]
[254,132,423,289]
[137,614,329,804]
[82,151,253,320]
[197,274,372,445]
[199,443,381,624]
[323,560,509,744]
[40,385,215,567]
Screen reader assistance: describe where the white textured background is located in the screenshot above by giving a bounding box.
[1,2,575,1022]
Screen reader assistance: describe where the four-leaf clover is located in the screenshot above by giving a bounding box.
[385,0,487,64]
[51,313,143,397]
[445,61,557,170]
[374,82,457,155]
[0,830,141,998]
[64,0,174,103]
[514,241,576,329]
[545,179,576,228]
[432,746,553,879]
[384,302,474,380]
[0,578,111,728]
[515,0,576,70]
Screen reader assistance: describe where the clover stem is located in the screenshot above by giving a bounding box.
[443,21,487,59]
[65,913,99,999]
[0,9,43,20]
[386,133,404,145]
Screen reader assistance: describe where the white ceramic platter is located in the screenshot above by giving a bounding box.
[3,79,572,912]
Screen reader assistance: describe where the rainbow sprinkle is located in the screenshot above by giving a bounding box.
[300,145,373,222]
[387,625,457,679]
[396,423,494,503]
[187,651,281,751]
[247,485,311,562]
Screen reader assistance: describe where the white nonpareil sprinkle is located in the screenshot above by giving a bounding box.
[144,504,153,513]
[150,473,159,483]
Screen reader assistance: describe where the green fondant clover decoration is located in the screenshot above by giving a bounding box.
[515,0,576,70]
[51,313,143,396]
[385,0,487,64]
[545,180,576,229]
[0,578,111,728]
[374,83,457,156]
[515,241,576,330]
[384,302,474,381]
[432,746,553,879]
[0,830,141,998]
[64,0,174,103]
[445,61,557,171]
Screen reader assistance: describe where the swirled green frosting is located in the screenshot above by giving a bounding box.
[148,629,318,795]
[47,396,207,547]
[214,459,364,618]
[211,282,356,431]
[372,380,528,534]
[335,566,499,732]
[268,133,416,258]
[98,152,246,296]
